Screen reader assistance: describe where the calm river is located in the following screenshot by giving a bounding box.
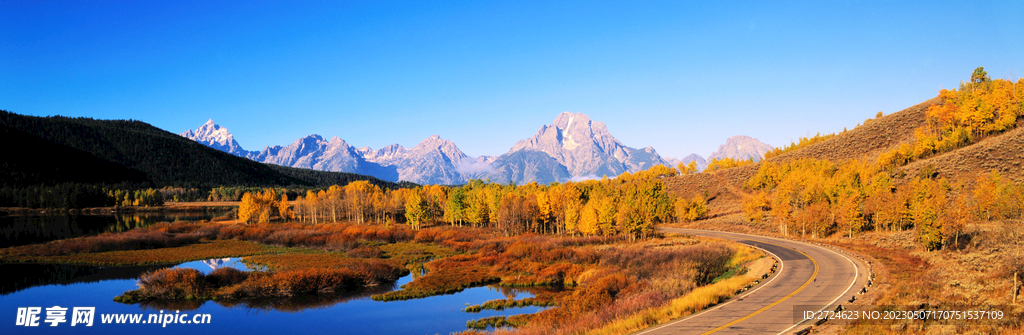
[0,211,231,248]
[0,258,546,334]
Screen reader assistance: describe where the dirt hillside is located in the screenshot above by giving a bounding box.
[665,96,940,214]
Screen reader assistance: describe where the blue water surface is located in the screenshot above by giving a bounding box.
[0,259,545,335]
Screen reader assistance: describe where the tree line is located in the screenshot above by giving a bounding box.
[744,157,1022,251]
[0,184,164,209]
[235,165,702,240]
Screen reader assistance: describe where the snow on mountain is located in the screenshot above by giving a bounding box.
[500,112,670,183]
[181,113,732,185]
[179,119,250,157]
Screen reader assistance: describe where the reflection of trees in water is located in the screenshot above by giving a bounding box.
[137,283,400,312]
[1,215,106,247]
[0,263,165,296]
[105,214,155,233]
[409,262,428,279]
[0,210,230,247]
[490,285,564,300]
[105,211,226,233]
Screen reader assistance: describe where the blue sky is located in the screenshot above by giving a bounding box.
[2,1,1022,159]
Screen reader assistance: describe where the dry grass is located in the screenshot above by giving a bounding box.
[481,240,762,335]
[3,240,274,265]
[901,123,1024,186]
[586,274,758,335]
[243,251,367,271]
[831,222,1024,334]
[464,297,557,313]
[0,221,211,257]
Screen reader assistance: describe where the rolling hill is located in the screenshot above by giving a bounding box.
[664,96,953,213]
[0,110,406,189]
[665,91,1023,216]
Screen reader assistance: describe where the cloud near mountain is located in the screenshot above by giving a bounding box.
[181,113,772,185]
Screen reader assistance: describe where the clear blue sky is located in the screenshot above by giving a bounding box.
[2,1,1022,159]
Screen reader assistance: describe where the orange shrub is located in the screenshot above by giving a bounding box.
[138,268,207,299]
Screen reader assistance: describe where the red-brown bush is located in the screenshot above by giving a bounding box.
[207,267,248,287]
[138,268,207,299]
[21,229,211,256]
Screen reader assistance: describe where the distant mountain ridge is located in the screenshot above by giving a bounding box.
[671,136,773,172]
[706,135,774,162]
[181,113,772,185]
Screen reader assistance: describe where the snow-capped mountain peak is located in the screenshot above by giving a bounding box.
[179,119,249,157]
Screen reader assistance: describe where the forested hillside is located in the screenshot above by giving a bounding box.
[0,110,404,190]
[0,110,413,208]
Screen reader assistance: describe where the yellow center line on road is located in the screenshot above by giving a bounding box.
[700,240,819,335]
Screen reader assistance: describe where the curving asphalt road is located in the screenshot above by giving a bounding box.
[637,228,870,335]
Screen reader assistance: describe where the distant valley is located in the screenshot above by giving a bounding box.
[182,113,774,185]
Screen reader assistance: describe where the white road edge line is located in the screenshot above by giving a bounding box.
[776,244,860,335]
[633,242,784,335]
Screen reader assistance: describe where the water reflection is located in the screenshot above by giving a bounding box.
[137,282,401,313]
[201,258,233,271]
[491,285,562,300]
[0,210,231,248]
[0,259,551,335]
[0,263,164,296]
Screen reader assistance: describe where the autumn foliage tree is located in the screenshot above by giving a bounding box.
[236,164,681,240]
[238,189,284,224]
[880,68,1023,169]
[705,157,754,171]
[675,193,709,223]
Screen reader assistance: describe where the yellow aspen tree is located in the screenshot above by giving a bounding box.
[294,195,306,223]
[238,192,258,225]
[306,190,320,224]
[564,200,581,235]
[255,189,276,223]
[405,190,425,230]
[945,187,973,250]
[579,200,600,236]
[535,191,552,233]
[834,192,863,238]
[913,178,947,250]
[743,191,771,223]
[278,193,292,221]
[616,201,642,241]
[973,171,1001,220]
[597,197,618,236]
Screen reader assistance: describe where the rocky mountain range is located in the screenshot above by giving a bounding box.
[181,113,773,185]
[673,135,774,171]
[508,113,669,179]
[706,135,774,162]
[180,119,249,157]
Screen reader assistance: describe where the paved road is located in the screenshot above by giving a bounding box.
[637,229,870,335]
